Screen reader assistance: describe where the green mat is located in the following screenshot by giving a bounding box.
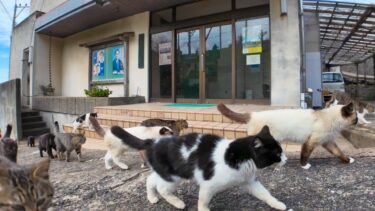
[165,103,216,107]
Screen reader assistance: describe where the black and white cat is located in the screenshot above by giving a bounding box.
[107,124,288,210]
[72,113,98,133]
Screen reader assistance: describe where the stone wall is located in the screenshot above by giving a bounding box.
[32,96,145,115]
[0,79,22,140]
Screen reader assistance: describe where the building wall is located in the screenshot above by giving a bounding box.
[9,12,43,106]
[30,0,68,14]
[60,11,149,98]
[270,0,301,106]
[32,34,63,99]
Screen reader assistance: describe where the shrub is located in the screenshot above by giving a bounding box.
[84,86,112,97]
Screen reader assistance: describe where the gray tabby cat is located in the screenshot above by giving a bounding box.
[0,124,18,163]
[0,156,54,210]
[54,121,86,162]
[326,91,374,124]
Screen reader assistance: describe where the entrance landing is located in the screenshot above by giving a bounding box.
[63,103,289,139]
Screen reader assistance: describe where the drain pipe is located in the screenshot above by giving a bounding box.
[298,0,307,108]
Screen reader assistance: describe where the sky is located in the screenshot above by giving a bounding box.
[0,0,374,83]
[0,0,29,83]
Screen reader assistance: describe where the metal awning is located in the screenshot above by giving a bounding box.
[35,0,197,37]
[303,0,375,65]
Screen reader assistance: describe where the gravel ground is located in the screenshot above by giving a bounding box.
[18,143,375,211]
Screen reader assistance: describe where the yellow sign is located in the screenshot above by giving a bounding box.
[243,46,262,54]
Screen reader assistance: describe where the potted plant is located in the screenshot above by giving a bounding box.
[40,84,55,96]
[84,86,112,97]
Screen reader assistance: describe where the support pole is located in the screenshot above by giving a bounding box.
[355,62,359,99]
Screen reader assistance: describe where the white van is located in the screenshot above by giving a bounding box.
[322,72,345,101]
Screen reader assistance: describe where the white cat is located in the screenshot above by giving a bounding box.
[98,123,288,211]
[218,103,358,169]
[72,113,97,133]
[89,117,173,169]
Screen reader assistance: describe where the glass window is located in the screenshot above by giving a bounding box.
[151,9,173,27]
[235,17,270,99]
[236,0,269,9]
[176,0,231,21]
[205,24,232,99]
[150,31,172,98]
[176,29,200,99]
[322,73,344,83]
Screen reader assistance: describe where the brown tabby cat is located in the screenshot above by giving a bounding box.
[0,156,54,210]
[326,91,374,124]
[140,119,188,135]
[0,124,18,163]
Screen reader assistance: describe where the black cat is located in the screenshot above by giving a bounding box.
[27,136,35,147]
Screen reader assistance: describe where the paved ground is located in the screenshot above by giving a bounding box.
[18,138,375,211]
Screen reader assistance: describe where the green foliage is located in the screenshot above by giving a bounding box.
[84,86,112,97]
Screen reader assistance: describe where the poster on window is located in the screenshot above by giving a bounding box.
[242,25,263,54]
[159,42,172,66]
[91,44,126,82]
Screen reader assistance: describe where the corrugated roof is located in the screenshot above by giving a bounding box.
[304,0,375,65]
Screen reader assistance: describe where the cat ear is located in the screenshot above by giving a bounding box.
[342,102,354,117]
[159,127,172,135]
[259,125,270,135]
[254,138,263,148]
[31,159,50,180]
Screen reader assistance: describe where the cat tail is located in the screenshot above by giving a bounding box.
[111,126,152,150]
[217,103,250,124]
[89,116,106,137]
[3,124,12,138]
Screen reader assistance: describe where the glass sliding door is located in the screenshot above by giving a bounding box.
[176,29,200,99]
[235,17,270,100]
[150,31,172,98]
[205,24,232,99]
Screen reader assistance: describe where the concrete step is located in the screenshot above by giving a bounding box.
[22,127,50,137]
[342,124,375,148]
[22,121,47,130]
[94,104,235,124]
[22,116,43,123]
[21,111,40,118]
[63,114,247,140]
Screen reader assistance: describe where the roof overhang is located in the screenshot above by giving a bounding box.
[35,0,198,38]
[303,0,375,65]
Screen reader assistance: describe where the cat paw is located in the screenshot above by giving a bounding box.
[105,165,113,170]
[120,165,129,170]
[198,206,210,211]
[173,200,186,209]
[348,157,355,164]
[270,201,287,210]
[301,163,311,170]
[147,196,159,204]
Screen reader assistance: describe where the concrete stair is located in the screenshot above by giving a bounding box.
[21,111,50,138]
[63,104,248,140]
[342,114,375,148]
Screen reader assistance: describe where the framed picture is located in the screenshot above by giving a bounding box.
[90,43,127,84]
